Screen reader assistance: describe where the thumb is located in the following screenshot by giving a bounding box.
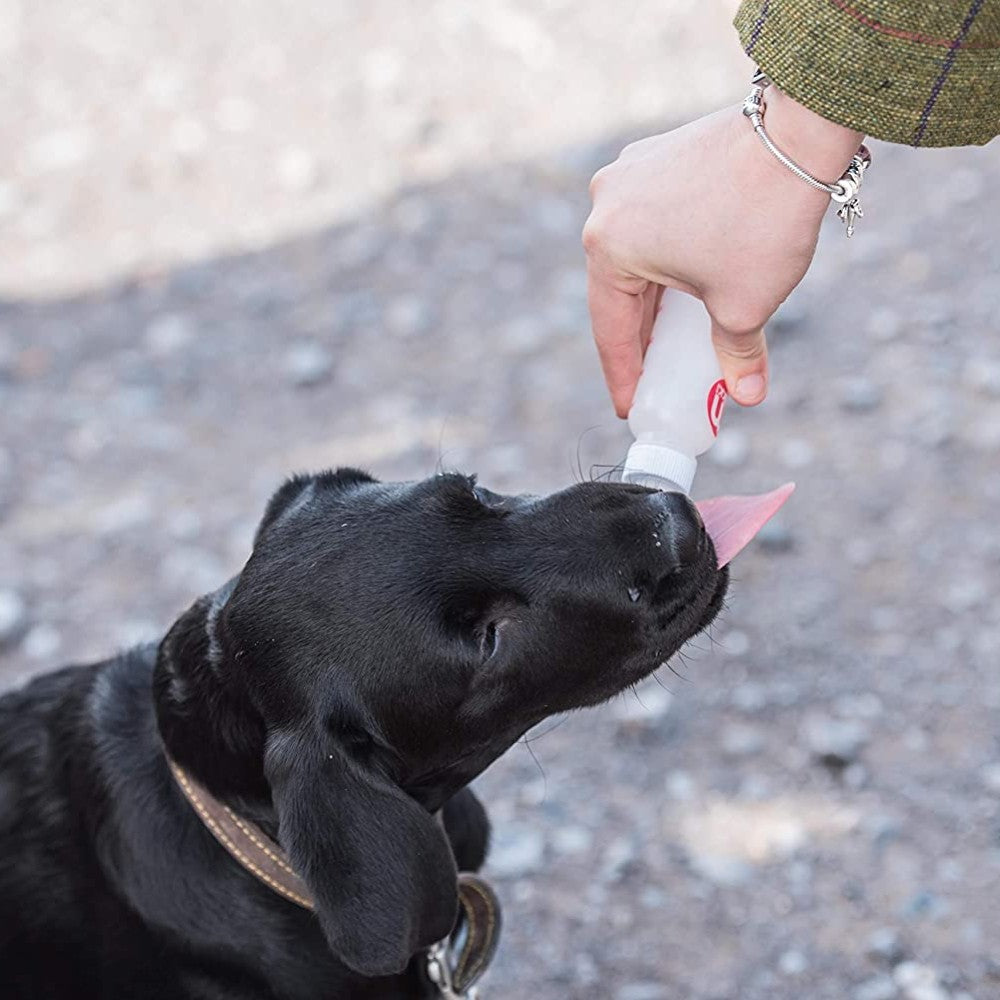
[709,319,769,406]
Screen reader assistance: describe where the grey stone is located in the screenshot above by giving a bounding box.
[709,429,750,469]
[855,976,900,1000]
[601,836,640,882]
[844,762,869,789]
[866,307,903,341]
[778,950,808,975]
[980,762,1000,792]
[613,684,672,728]
[902,889,945,919]
[756,517,793,553]
[893,963,950,1000]
[801,713,868,766]
[780,438,816,469]
[551,825,592,857]
[665,770,695,801]
[276,147,320,193]
[384,296,431,337]
[839,376,885,413]
[284,341,334,387]
[0,589,28,647]
[722,723,764,757]
[732,682,767,712]
[145,313,195,356]
[689,853,753,887]
[616,982,667,1000]
[22,623,61,660]
[867,927,905,965]
[963,357,1000,397]
[488,824,545,879]
[722,629,751,656]
[769,296,809,335]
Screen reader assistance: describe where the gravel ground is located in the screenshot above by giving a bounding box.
[3,3,1000,999]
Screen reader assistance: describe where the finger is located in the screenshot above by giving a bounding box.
[586,259,648,418]
[637,283,665,357]
[709,319,770,406]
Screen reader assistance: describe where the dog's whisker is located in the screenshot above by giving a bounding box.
[523,715,570,745]
[589,461,624,484]
[518,735,548,795]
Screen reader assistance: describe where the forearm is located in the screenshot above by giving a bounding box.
[734,0,1000,147]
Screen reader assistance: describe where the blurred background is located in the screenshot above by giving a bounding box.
[2,2,1000,998]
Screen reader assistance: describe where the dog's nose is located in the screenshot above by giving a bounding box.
[645,490,703,568]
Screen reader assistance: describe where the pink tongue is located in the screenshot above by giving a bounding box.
[695,483,796,568]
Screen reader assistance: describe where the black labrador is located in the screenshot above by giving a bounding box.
[0,469,726,998]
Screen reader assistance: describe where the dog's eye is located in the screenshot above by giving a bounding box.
[481,621,501,661]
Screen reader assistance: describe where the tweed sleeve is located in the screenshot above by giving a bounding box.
[734,1,1000,146]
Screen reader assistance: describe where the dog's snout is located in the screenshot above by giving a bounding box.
[645,490,703,568]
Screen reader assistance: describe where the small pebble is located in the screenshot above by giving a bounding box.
[145,313,195,356]
[276,147,319,192]
[0,589,28,647]
[709,429,749,469]
[756,518,793,553]
[723,629,751,656]
[284,341,334,387]
[855,975,900,1000]
[665,770,695,801]
[867,927,905,965]
[616,983,667,1000]
[778,949,808,975]
[614,685,672,726]
[963,357,1000,397]
[601,836,640,882]
[867,307,902,341]
[894,962,950,1000]
[839,376,885,413]
[551,825,592,857]
[22,623,61,660]
[801,713,868,766]
[980,762,1000,793]
[780,438,815,469]
[689,853,752,887]
[488,824,545,879]
[769,297,809,335]
[721,723,764,757]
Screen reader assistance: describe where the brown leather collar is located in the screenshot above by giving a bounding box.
[166,755,314,909]
[165,754,501,996]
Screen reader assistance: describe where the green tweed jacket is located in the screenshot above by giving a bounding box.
[734,0,1000,146]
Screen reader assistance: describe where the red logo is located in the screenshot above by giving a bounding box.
[706,379,727,437]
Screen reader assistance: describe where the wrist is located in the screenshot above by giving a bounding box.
[761,86,865,182]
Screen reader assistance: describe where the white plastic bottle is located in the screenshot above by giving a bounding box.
[621,290,727,494]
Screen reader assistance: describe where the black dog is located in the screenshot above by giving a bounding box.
[0,469,726,998]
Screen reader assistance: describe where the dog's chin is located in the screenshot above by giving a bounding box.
[610,568,728,698]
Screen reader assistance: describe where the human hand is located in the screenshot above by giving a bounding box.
[583,87,864,415]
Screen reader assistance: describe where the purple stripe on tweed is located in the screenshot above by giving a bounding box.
[913,0,986,145]
[744,0,771,55]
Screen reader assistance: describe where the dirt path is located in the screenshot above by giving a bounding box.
[2,4,1000,998]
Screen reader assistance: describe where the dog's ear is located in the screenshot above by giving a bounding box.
[265,729,458,977]
[254,468,377,548]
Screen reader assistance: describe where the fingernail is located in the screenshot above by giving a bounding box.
[734,374,765,402]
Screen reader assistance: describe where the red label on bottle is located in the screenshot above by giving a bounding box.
[707,379,727,437]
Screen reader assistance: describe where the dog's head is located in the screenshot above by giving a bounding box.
[157,468,726,976]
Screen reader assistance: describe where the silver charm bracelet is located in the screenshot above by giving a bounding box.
[742,70,872,237]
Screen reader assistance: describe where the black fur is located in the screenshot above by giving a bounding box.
[0,470,726,998]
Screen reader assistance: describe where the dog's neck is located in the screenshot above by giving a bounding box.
[153,581,277,833]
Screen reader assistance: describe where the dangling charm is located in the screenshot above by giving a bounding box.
[837,197,863,237]
[830,147,872,238]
